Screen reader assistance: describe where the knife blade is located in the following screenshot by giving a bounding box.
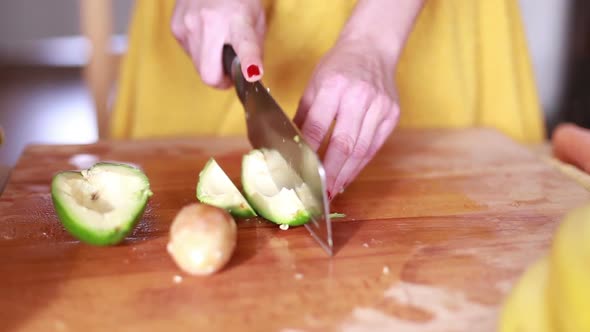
[221,44,333,255]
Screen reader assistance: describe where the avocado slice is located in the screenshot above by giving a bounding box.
[196,158,257,218]
[51,162,153,246]
[241,149,312,226]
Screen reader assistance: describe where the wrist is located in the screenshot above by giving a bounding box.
[337,28,403,71]
[339,0,424,70]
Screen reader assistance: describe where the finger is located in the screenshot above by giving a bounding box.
[255,9,266,50]
[322,86,372,198]
[300,81,344,151]
[170,0,189,50]
[229,16,264,82]
[330,99,384,196]
[348,105,399,184]
[293,85,316,128]
[184,11,203,73]
[199,12,231,88]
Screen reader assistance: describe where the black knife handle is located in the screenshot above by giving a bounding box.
[222,44,246,103]
[222,44,237,79]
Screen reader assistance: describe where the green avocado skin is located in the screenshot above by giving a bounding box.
[256,207,310,226]
[195,157,257,219]
[50,164,152,246]
[226,205,257,219]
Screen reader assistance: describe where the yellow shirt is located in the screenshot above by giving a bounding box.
[111,0,545,144]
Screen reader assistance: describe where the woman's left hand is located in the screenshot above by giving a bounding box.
[294,38,400,200]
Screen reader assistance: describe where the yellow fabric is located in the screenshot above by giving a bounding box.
[111,0,545,144]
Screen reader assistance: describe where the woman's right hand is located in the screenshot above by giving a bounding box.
[171,0,266,89]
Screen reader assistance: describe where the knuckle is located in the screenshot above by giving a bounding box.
[375,94,390,110]
[199,8,212,21]
[170,20,186,39]
[348,81,372,100]
[376,95,399,121]
[180,11,201,34]
[199,8,219,23]
[228,3,252,23]
[332,134,355,156]
[352,140,370,159]
[321,74,348,91]
[304,121,327,144]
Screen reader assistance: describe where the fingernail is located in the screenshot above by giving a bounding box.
[247,65,260,78]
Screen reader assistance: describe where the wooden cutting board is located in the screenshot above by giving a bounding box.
[1,128,588,332]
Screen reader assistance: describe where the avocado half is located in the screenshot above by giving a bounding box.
[51,162,153,246]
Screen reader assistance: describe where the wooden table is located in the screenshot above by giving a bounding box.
[1,128,589,332]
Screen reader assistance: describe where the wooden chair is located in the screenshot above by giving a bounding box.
[80,0,125,140]
[0,2,125,194]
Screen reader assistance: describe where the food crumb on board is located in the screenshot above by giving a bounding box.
[294,273,304,280]
[279,224,289,231]
[293,135,300,143]
[382,266,390,275]
[362,243,369,248]
[173,275,183,284]
[370,238,383,245]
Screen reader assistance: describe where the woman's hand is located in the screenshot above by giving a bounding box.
[294,38,400,199]
[170,0,265,88]
[295,0,423,199]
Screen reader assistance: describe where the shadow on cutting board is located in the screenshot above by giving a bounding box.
[224,218,278,271]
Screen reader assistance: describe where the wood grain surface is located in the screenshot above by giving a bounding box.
[1,128,588,332]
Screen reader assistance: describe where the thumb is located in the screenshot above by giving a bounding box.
[229,17,264,82]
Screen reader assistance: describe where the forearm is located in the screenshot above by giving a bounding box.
[339,0,425,66]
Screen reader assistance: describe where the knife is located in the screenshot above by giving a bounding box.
[221,44,333,256]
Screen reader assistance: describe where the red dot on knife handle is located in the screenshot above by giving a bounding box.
[247,65,260,78]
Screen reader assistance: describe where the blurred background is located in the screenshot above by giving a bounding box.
[0,0,588,167]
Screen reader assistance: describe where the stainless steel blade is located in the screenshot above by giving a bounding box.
[223,45,333,255]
